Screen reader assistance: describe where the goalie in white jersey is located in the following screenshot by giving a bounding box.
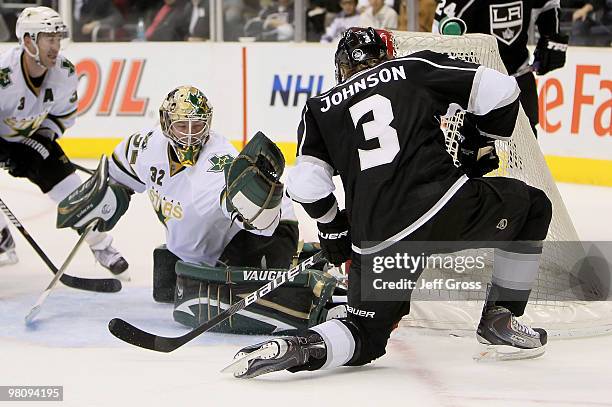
[0,6,128,275]
[59,85,299,302]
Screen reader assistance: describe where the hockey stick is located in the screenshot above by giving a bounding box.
[25,220,99,324]
[108,250,324,352]
[0,197,121,293]
[73,163,94,175]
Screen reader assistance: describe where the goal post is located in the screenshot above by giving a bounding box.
[381,30,612,338]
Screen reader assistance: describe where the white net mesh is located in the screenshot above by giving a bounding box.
[388,31,612,336]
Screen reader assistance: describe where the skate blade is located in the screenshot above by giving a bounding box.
[220,344,279,377]
[113,271,131,282]
[473,344,546,362]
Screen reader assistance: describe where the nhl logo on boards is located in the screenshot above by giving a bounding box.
[497,218,508,230]
[489,1,523,45]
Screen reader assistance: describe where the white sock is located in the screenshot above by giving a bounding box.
[310,319,356,369]
[86,231,113,250]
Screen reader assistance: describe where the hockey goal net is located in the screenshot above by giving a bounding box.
[384,31,612,337]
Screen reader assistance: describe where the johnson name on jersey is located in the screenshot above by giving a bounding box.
[433,0,561,74]
[287,50,520,254]
[109,128,296,265]
[0,47,78,142]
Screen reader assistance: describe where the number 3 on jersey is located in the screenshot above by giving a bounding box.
[350,94,400,171]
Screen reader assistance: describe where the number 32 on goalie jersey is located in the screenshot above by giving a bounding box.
[350,94,400,171]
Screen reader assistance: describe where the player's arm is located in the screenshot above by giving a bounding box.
[108,132,148,193]
[39,57,79,140]
[413,50,520,139]
[286,103,350,266]
[532,0,568,75]
[432,0,472,34]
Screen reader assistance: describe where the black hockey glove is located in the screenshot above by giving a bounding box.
[533,33,569,75]
[458,117,499,178]
[317,209,351,266]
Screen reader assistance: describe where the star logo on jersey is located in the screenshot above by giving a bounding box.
[0,67,12,88]
[489,1,523,45]
[148,188,184,227]
[208,154,234,173]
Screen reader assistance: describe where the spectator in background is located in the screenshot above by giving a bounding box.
[360,0,398,29]
[145,0,187,41]
[74,0,124,41]
[245,0,295,41]
[184,0,210,40]
[320,0,360,42]
[144,0,209,41]
[357,0,395,12]
[571,0,612,46]
[224,0,260,41]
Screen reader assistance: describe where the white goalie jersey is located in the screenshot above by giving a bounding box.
[0,47,78,141]
[108,127,297,265]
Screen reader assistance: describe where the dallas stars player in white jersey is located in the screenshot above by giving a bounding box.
[61,86,298,302]
[0,7,128,275]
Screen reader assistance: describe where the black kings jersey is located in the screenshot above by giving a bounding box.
[433,0,561,74]
[286,51,520,254]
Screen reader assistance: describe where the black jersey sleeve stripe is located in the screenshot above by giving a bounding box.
[111,152,144,185]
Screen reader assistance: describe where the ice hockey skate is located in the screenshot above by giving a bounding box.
[0,226,18,266]
[222,333,326,379]
[90,244,130,280]
[474,305,547,361]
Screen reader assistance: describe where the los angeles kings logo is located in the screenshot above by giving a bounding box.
[489,1,523,45]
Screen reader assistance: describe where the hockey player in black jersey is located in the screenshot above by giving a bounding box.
[433,0,569,136]
[224,27,553,378]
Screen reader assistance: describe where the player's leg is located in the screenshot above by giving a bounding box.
[437,177,552,354]
[227,254,414,378]
[515,72,539,137]
[21,137,129,276]
[0,213,18,266]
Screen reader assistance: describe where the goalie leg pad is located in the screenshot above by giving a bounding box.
[173,262,340,334]
[153,245,181,303]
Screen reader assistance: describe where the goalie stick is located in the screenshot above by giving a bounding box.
[0,197,121,293]
[108,250,324,352]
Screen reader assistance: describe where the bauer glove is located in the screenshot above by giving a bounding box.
[317,209,351,266]
[533,33,568,75]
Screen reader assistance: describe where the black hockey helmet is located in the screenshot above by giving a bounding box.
[335,27,389,83]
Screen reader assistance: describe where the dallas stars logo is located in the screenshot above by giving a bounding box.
[0,67,12,88]
[208,154,234,173]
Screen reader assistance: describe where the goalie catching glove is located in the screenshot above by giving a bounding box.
[223,131,285,230]
[57,156,132,232]
[533,33,568,76]
[458,114,500,178]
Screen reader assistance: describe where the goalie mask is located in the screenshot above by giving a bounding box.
[335,27,389,84]
[16,7,69,67]
[160,86,213,166]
